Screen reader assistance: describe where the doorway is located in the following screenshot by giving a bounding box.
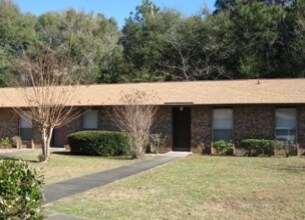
[53,126,65,148]
[172,107,191,151]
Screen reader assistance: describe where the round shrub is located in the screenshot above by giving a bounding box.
[0,160,44,219]
[213,140,234,155]
[68,131,132,156]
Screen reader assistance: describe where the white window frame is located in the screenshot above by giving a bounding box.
[19,111,33,140]
[275,107,296,144]
[82,109,99,130]
[213,108,233,141]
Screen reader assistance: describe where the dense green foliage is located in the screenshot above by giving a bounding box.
[35,10,121,83]
[0,137,11,148]
[1,0,305,85]
[240,139,278,156]
[0,0,121,86]
[0,159,44,219]
[213,140,234,155]
[68,131,132,156]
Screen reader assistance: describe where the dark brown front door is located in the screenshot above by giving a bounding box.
[172,107,191,151]
[53,126,66,147]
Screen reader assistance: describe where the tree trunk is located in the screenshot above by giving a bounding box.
[40,126,54,162]
[47,127,54,157]
[133,142,146,159]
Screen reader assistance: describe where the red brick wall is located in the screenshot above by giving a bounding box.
[3,104,305,153]
[297,105,305,149]
[233,105,275,147]
[0,108,19,139]
[191,106,213,154]
[151,106,172,153]
[99,107,120,131]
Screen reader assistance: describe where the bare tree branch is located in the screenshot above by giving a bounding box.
[108,89,158,159]
[9,45,84,162]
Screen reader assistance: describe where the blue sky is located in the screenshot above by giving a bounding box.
[13,0,216,28]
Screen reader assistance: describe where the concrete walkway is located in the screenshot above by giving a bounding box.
[44,152,190,204]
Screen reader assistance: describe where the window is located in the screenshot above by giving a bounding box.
[82,109,98,129]
[20,112,32,140]
[276,108,296,144]
[213,108,233,141]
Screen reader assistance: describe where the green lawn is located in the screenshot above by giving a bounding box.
[48,156,305,220]
[12,152,134,184]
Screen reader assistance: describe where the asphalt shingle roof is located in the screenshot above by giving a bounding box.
[0,79,304,107]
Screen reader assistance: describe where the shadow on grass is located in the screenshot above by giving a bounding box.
[269,165,305,173]
[51,151,72,156]
[51,151,134,160]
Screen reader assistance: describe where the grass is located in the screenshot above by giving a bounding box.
[48,156,305,220]
[12,152,134,184]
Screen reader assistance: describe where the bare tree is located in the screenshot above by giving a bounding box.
[10,45,83,162]
[109,90,158,159]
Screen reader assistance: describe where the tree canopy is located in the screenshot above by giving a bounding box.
[1,0,305,86]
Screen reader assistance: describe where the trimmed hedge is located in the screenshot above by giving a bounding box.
[0,160,44,219]
[240,139,278,157]
[68,131,132,156]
